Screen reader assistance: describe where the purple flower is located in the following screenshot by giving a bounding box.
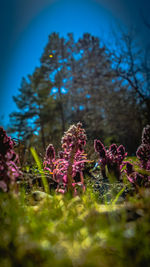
[136,144,150,160]
[45,144,55,160]
[128,172,144,186]
[94,139,127,180]
[0,127,21,192]
[137,125,150,171]
[109,144,118,156]
[94,139,107,179]
[127,125,150,187]
[142,125,150,145]
[126,162,134,176]
[94,139,104,153]
[44,144,55,172]
[58,151,64,158]
[44,122,88,195]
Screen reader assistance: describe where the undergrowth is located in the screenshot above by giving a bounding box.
[0,124,150,266]
[0,187,150,267]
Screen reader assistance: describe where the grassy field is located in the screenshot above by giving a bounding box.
[1,179,150,267]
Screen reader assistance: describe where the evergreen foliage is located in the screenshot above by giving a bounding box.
[9,33,146,154]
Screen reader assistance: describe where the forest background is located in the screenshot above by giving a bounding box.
[0,0,150,156]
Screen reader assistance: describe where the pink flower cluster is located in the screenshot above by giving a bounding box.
[125,162,146,186]
[44,122,88,194]
[125,125,150,187]
[94,140,127,180]
[0,127,21,192]
[136,125,150,171]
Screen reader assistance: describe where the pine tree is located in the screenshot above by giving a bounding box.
[9,32,144,153]
[9,77,36,140]
[9,67,57,151]
[40,33,70,132]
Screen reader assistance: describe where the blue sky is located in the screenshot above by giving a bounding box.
[0,0,149,128]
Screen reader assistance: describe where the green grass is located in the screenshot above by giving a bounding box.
[0,185,150,267]
[1,153,150,267]
[30,147,50,194]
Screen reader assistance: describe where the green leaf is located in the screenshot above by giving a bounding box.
[111,187,125,205]
[30,147,50,194]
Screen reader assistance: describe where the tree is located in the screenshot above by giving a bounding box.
[111,29,150,121]
[9,32,144,154]
[9,77,36,140]
[67,33,131,142]
[9,67,57,151]
[40,33,70,133]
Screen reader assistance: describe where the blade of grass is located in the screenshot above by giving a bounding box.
[30,147,49,194]
[111,187,125,205]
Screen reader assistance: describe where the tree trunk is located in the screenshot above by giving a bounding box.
[58,86,65,133]
[40,120,46,151]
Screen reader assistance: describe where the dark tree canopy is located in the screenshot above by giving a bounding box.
[9,32,147,154]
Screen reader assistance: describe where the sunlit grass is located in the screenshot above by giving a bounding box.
[0,184,150,266]
[0,146,150,266]
[30,147,50,194]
